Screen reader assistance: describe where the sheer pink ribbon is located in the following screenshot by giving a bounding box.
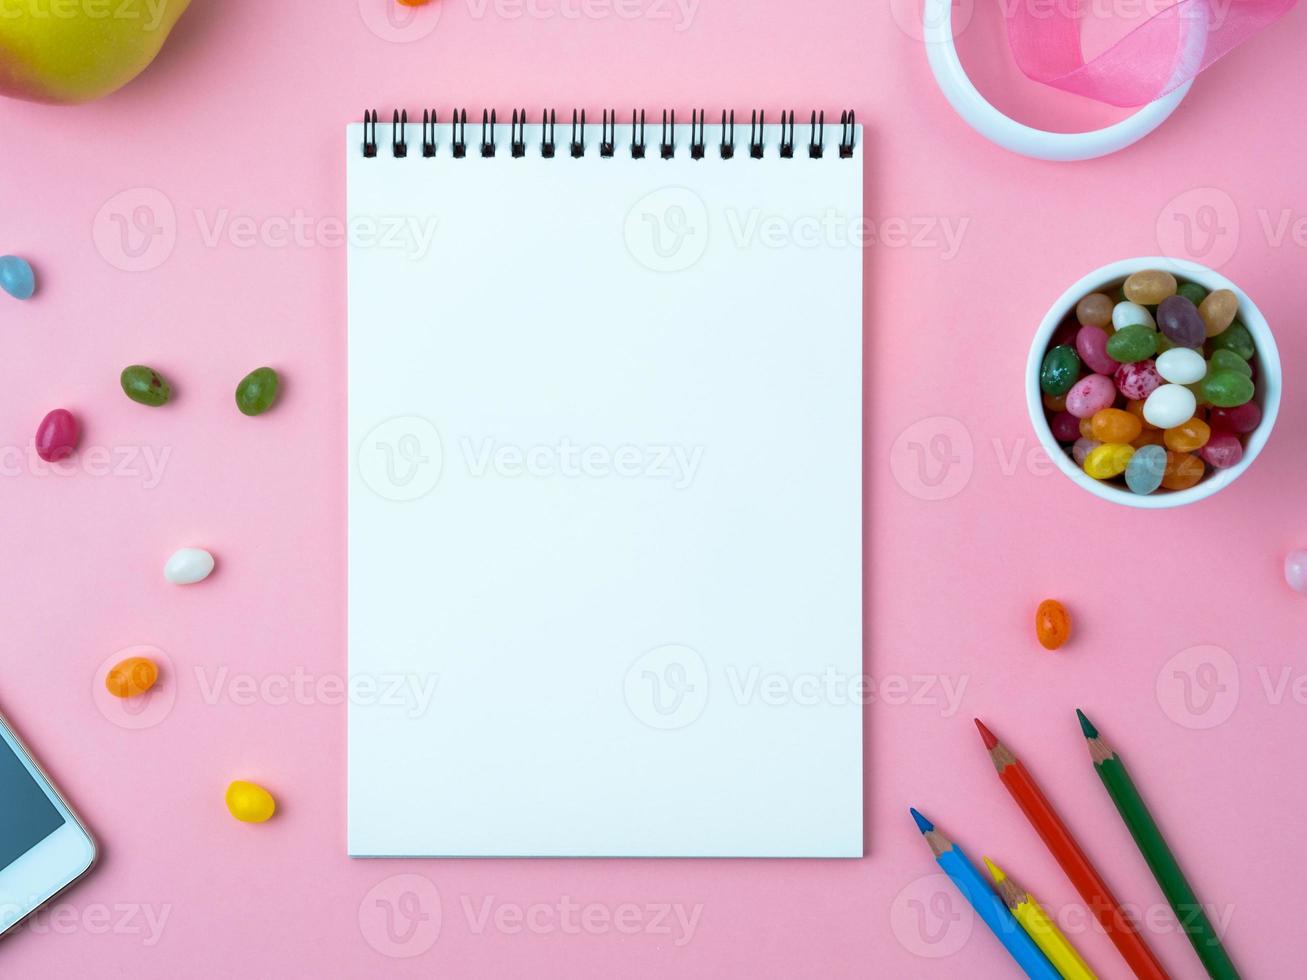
[1006,0,1298,106]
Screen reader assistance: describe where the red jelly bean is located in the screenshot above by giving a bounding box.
[1200,431,1244,469]
[35,408,78,462]
[1050,411,1081,443]
[1208,401,1261,434]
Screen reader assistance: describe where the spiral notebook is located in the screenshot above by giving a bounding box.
[347,109,864,858]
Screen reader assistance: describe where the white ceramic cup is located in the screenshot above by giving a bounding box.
[1027,257,1281,508]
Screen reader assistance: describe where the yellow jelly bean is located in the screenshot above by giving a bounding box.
[1123,269,1177,306]
[1089,408,1142,444]
[1083,443,1134,480]
[1164,417,1211,453]
[226,780,277,823]
[104,656,158,698]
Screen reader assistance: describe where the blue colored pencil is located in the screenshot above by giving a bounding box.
[911,808,1061,980]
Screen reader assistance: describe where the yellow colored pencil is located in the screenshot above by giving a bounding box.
[984,857,1097,980]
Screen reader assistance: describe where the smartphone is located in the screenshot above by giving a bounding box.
[0,711,97,936]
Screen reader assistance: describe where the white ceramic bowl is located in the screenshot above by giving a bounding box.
[1027,257,1281,508]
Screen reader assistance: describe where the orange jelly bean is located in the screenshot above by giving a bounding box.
[1089,408,1142,444]
[1133,428,1166,448]
[105,656,159,698]
[1126,398,1158,429]
[1161,451,1205,490]
[1042,392,1068,413]
[1035,599,1071,651]
[1078,417,1095,439]
[1164,417,1211,453]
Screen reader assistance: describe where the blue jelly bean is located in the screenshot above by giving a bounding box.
[0,256,36,300]
[1125,444,1167,495]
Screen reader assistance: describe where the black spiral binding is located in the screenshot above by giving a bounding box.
[361,108,856,160]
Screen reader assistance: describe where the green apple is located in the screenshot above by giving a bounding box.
[0,0,191,103]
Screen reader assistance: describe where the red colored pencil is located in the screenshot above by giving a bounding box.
[974,719,1170,980]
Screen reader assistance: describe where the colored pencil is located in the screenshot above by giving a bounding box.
[909,808,1061,980]
[985,856,1098,980]
[973,719,1170,980]
[1077,710,1240,980]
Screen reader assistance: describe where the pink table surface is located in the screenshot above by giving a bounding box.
[2,0,1305,976]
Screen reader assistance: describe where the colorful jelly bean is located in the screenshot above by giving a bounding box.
[1089,408,1142,444]
[1072,438,1100,466]
[226,781,277,823]
[1208,401,1261,433]
[1034,599,1071,650]
[1084,443,1134,480]
[1105,324,1157,363]
[1112,301,1155,330]
[1161,451,1205,491]
[1156,295,1205,349]
[105,656,158,698]
[1133,428,1167,448]
[121,365,172,407]
[1284,550,1307,595]
[1124,444,1167,495]
[1042,392,1067,413]
[1040,345,1081,397]
[1075,293,1113,328]
[1199,431,1244,469]
[1143,384,1196,429]
[235,367,280,416]
[1123,269,1176,306]
[1075,325,1118,375]
[1049,412,1080,443]
[35,408,78,462]
[1155,347,1206,385]
[1065,374,1116,419]
[1208,321,1254,360]
[1201,370,1255,408]
[1176,282,1207,306]
[1163,417,1210,453]
[1114,360,1162,401]
[1209,349,1251,378]
[1126,398,1155,428]
[0,255,36,300]
[1198,289,1237,336]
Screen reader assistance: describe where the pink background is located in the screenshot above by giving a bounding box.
[2,0,1305,975]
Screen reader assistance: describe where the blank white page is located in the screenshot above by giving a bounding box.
[347,117,863,857]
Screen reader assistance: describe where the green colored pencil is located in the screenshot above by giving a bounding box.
[1076,709,1240,980]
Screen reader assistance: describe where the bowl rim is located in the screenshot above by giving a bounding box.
[1027,256,1282,509]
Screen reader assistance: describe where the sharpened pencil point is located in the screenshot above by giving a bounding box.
[1076,708,1098,739]
[974,718,998,749]
[982,856,1005,883]
[908,807,934,834]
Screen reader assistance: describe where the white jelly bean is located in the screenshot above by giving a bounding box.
[1112,301,1155,331]
[1286,550,1307,595]
[1143,384,1197,429]
[164,547,215,585]
[1154,347,1207,385]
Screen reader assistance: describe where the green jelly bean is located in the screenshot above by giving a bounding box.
[1208,320,1255,360]
[1040,345,1081,396]
[1202,369,1255,408]
[1209,349,1251,378]
[1155,331,1177,355]
[1105,324,1158,363]
[235,367,280,416]
[1176,282,1208,307]
[120,365,172,407]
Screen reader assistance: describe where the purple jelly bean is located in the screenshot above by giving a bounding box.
[1157,295,1205,349]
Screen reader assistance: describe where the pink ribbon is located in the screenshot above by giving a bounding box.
[1005,0,1298,106]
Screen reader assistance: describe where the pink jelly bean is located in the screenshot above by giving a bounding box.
[1075,325,1119,376]
[1072,437,1101,466]
[35,408,78,462]
[1114,359,1162,401]
[1064,374,1116,419]
[1200,431,1244,469]
[1208,401,1261,434]
[1050,411,1080,443]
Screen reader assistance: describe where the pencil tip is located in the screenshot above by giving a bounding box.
[974,718,998,749]
[908,807,934,834]
[1076,708,1098,739]
[982,856,1004,882]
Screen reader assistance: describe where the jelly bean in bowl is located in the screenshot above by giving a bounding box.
[1028,258,1280,508]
